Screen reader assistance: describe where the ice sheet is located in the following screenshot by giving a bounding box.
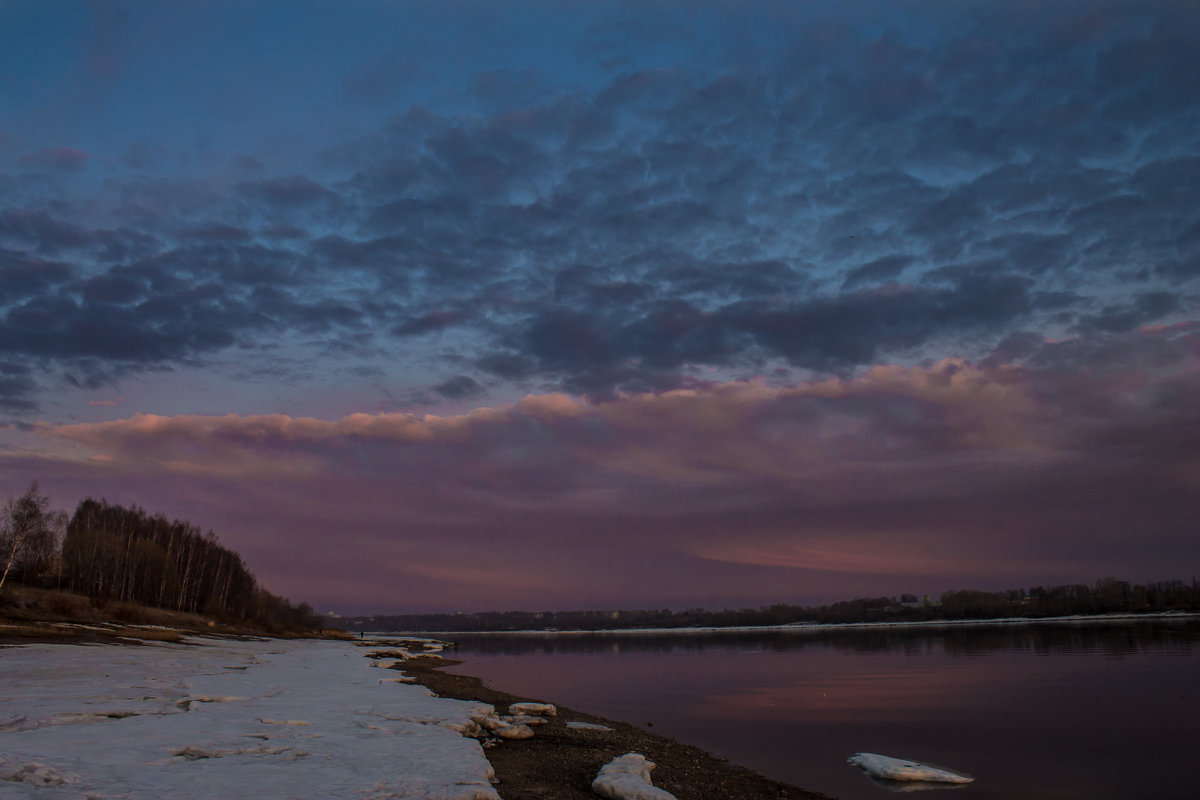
[0,638,500,799]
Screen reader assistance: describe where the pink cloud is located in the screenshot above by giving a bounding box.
[11,333,1199,614]
[47,359,1052,483]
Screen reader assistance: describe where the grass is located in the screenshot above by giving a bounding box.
[0,584,349,644]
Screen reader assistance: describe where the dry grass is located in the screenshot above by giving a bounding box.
[108,601,154,624]
[1,585,340,645]
[43,590,94,618]
[1,586,236,644]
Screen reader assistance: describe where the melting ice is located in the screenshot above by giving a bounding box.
[0,638,500,799]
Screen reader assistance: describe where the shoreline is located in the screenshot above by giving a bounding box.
[375,609,1200,638]
[395,651,830,800]
[0,597,827,800]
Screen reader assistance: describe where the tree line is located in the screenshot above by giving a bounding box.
[1,482,321,633]
[343,578,1200,633]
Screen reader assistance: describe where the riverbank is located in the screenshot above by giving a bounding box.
[0,585,346,645]
[1,611,826,800]
[395,650,827,800]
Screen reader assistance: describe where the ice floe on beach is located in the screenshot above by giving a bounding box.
[592,752,678,800]
[0,638,500,799]
[361,638,449,662]
[848,752,974,785]
[568,720,614,732]
[508,701,556,717]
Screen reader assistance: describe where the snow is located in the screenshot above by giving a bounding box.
[847,752,974,784]
[591,752,677,800]
[0,637,502,799]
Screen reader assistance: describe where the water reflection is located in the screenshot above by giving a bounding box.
[444,617,1199,658]
[439,619,1200,800]
[865,777,971,793]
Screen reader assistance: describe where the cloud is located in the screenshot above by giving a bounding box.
[0,361,37,412]
[18,147,90,172]
[1,1,1197,429]
[20,325,1198,610]
[434,375,484,400]
[40,351,1144,486]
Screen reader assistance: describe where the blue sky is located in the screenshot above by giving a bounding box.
[1,1,1197,613]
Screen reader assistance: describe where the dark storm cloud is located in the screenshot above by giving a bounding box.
[1078,291,1180,335]
[2,1,1197,411]
[178,223,253,243]
[391,309,476,338]
[2,286,244,363]
[473,271,1035,396]
[0,361,37,412]
[18,147,90,172]
[842,255,915,290]
[0,251,74,305]
[434,375,484,400]
[119,140,169,171]
[0,209,93,254]
[236,176,342,216]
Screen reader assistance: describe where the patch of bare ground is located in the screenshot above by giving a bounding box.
[399,656,832,800]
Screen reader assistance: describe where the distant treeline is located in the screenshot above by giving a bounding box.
[2,483,322,633]
[341,578,1200,633]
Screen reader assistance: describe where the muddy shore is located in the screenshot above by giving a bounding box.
[396,653,830,800]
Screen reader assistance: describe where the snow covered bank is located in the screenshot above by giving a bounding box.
[0,638,500,799]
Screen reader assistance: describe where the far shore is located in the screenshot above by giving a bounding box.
[367,609,1200,638]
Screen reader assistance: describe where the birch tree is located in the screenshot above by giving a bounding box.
[1,482,65,591]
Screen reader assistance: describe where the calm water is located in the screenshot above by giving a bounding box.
[437,619,1200,799]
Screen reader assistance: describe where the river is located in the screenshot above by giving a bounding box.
[439,617,1200,799]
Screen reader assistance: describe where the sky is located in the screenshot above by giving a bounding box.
[1,0,1197,615]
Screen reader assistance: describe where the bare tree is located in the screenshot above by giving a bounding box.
[1,482,66,592]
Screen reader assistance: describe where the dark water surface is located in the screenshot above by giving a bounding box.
[437,619,1200,799]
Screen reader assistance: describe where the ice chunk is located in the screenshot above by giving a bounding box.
[847,753,974,784]
[592,752,677,800]
[479,715,535,739]
[369,660,405,669]
[505,714,550,726]
[493,723,535,740]
[171,744,303,760]
[567,721,613,732]
[508,702,556,717]
[0,761,77,787]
